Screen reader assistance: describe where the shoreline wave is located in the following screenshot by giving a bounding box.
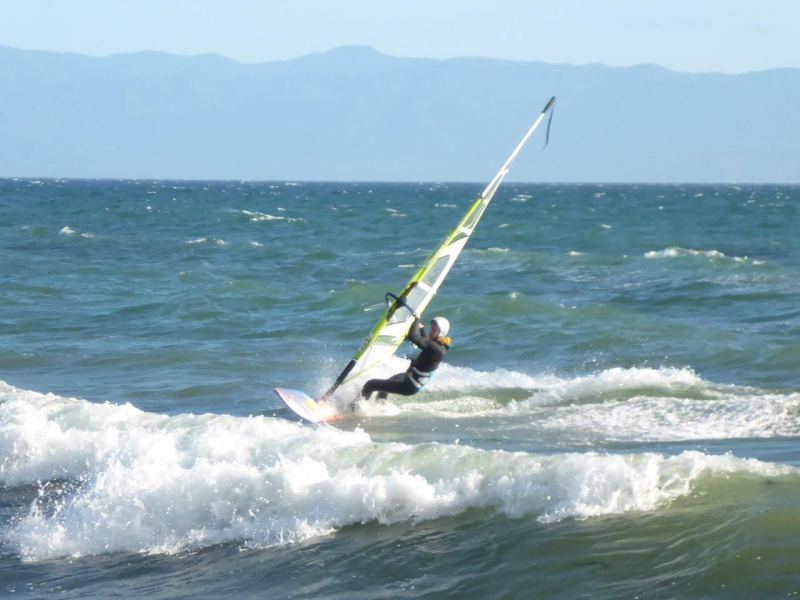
[1,380,796,562]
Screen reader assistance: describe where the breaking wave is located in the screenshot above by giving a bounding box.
[2,380,795,562]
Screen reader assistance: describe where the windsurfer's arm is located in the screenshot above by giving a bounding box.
[407,318,433,350]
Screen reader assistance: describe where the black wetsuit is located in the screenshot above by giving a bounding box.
[361,318,449,399]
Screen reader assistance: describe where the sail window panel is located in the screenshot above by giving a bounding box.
[419,254,452,290]
[387,308,412,325]
[405,284,429,312]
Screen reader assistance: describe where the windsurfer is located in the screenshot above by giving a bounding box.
[360,316,451,400]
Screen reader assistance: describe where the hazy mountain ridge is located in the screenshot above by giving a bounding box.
[1,44,798,182]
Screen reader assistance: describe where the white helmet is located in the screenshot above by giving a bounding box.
[431,316,450,338]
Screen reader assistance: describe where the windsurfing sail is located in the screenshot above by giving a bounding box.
[321,96,556,400]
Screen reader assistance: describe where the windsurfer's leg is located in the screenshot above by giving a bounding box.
[361,373,415,399]
[376,374,407,399]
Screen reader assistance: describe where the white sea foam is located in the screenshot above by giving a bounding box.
[644,247,764,265]
[537,391,800,442]
[352,362,714,420]
[59,226,94,239]
[241,210,304,223]
[523,366,712,405]
[3,380,794,562]
[434,363,707,399]
[356,362,800,442]
[184,237,226,246]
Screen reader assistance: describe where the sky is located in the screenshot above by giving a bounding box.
[1,0,799,74]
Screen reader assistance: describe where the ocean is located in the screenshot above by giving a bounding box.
[1,178,798,598]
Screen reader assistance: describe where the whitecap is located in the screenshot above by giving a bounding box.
[242,210,303,223]
[644,247,763,265]
[184,237,226,246]
[59,226,94,239]
[536,390,800,443]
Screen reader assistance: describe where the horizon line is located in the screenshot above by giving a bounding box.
[2,176,798,187]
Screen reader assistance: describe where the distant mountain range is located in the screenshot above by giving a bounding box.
[1,44,798,182]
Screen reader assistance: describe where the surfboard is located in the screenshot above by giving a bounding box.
[274,388,341,423]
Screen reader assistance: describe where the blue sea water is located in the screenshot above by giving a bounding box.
[1,178,799,598]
